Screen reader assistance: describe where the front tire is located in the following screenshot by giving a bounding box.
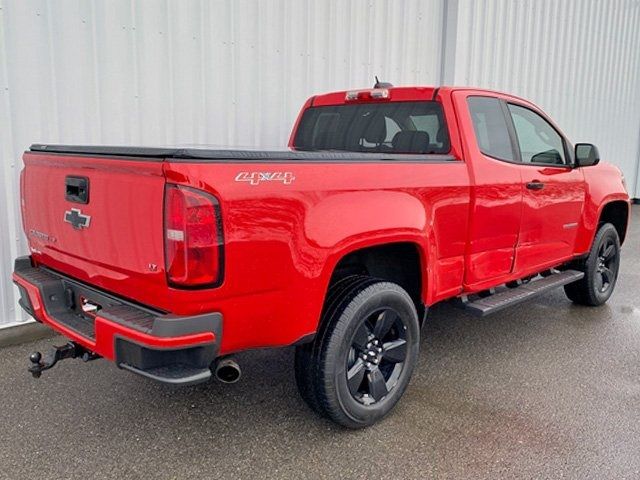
[295,277,420,428]
[564,222,621,306]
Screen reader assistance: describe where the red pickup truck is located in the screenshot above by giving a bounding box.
[13,85,630,428]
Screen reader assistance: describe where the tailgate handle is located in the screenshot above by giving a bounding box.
[65,176,89,204]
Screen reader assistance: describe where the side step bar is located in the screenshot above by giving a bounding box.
[463,270,584,317]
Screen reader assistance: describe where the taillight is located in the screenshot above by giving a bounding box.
[164,184,223,288]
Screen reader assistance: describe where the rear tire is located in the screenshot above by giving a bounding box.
[564,223,621,306]
[294,275,373,415]
[295,277,420,428]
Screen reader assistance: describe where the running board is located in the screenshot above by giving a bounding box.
[463,270,584,317]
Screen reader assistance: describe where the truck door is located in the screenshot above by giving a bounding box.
[455,93,523,289]
[505,102,586,272]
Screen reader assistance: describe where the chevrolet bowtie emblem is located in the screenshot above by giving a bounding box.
[64,208,91,230]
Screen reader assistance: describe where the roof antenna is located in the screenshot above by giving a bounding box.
[373,76,393,89]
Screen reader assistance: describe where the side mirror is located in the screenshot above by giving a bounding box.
[575,143,600,167]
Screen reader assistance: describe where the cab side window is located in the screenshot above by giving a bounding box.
[467,96,515,161]
[507,104,567,165]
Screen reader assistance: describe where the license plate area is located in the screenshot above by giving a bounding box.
[62,280,120,321]
[79,296,101,317]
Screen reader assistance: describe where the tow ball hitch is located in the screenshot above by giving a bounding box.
[28,342,99,378]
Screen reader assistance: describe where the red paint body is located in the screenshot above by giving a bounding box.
[15,86,630,363]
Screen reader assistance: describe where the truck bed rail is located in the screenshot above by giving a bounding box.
[29,144,456,163]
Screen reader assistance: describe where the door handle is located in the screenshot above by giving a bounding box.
[526,181,545,190]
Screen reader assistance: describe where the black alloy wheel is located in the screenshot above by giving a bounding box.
[346,307,408,405]
[294,276,420,428]
[564,222,621,306]
[594,236,619,294]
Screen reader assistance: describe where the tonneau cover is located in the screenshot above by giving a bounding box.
[29,144,455,162]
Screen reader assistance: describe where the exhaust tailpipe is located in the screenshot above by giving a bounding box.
[214,357,241,384]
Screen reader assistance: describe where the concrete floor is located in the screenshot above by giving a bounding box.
[1,208,638,480]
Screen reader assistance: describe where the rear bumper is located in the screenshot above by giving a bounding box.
[12,256,221,386]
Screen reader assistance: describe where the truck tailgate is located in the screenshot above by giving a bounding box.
[22,151,167,308]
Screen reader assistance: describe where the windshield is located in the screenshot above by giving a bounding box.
[293,101,450,154]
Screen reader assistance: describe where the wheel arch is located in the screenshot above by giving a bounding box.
[324,240,429,322]
[598,200,629,245]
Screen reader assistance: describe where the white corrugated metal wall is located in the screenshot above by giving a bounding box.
[446,0,640,198]
[0,0,638,328]
[0,0,445,327]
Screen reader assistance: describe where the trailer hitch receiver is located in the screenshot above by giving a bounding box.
[28,342,99,378]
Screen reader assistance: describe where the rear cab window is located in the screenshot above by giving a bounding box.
[293,101,451,154]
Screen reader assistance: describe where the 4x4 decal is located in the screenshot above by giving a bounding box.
[235,171,295,186]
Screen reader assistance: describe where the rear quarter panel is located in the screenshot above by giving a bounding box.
[164,160,470,354]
